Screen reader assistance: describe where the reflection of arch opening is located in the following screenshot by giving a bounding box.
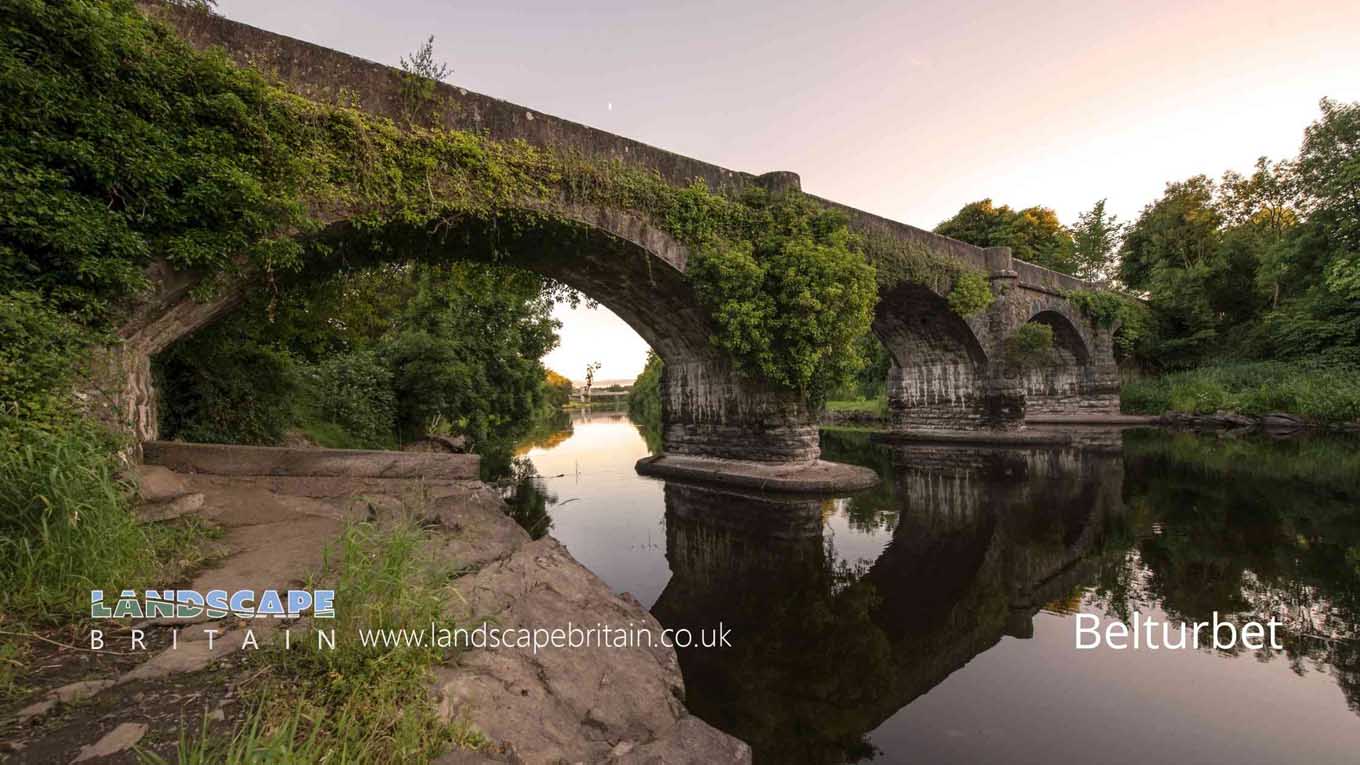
[1025,310,1090,366]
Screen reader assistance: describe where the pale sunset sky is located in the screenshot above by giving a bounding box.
[218,0,1360,383]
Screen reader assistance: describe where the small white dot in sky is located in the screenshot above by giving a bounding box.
[607,102,613,111]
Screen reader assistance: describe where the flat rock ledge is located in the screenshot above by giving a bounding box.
[635,454,879,494]
[872,429,1076,447]
[436,534,749,764]
[142,440,480,479]
[13,447,749,764]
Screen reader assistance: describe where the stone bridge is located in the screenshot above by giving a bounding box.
[99,3,1119,489]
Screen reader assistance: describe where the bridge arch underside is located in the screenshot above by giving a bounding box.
[124,207,819,463]
[873,284,998,431]
[1015,307,1118,417]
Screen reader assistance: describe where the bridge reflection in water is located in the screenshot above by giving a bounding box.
[651,440,1126,764]
[515,418,1360,765]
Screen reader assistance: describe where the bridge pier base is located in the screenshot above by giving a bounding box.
[635,359,880,493]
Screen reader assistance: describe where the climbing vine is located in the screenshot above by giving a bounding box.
[946,271,994,317]
[0,0,974,411]
[1066,289,1151,359]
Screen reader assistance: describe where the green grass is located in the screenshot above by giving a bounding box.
[824,397,888,417]
[0,418,215,703]
[150,518,486,763]
[1121,362,1360,424]
[292,418,386,450]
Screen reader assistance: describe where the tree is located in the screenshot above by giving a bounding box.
[1296,99,1360,302]
[1070,199,1126,282]
[934,199,1078,274]
[1118,176,1222,291]
[1217,158,1300,308]
[544,369,573,409]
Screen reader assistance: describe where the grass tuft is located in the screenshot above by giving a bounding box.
[0,418,214,702]
[150,518,485,763]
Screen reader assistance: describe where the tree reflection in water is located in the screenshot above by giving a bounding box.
[652,428,1360,763]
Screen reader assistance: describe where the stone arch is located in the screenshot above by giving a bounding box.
[1024,309,1091,366]
[872,283,991,431]
[96,201,819,463]
[1012,306,1103,417]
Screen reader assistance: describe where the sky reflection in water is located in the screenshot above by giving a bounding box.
[513,411,1360,764]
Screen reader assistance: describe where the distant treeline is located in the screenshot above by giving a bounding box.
[934,98,1360,373]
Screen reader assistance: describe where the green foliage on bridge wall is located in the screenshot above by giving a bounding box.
[685,192,877,404]
[1066,289,1151,360]
[945,271,994,317]
[0,292,94,429]
[0,0,903,410]
[1004,322,1055,368]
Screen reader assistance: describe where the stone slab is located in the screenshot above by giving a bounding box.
[872,429,1075,447]
[436,537,751,764]
[634,455,879,494]
[1024,414,1159,426]
[143,441,479,479]
[73,722,148,762]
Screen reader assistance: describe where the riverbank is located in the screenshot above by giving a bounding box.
[2,444,748,763]
[819,361,1360,433]
[1121,361,1360,426]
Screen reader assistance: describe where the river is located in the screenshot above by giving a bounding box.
[508,408,1360,764]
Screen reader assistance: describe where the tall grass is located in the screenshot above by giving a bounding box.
[1121,361,1360,423]
[0,418,213,701]
[156,519,484,763]
[0,420,211,623]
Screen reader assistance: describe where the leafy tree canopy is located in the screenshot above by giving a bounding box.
[935,199,1078,274]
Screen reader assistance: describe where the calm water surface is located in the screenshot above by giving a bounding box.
[512,409,1360,764]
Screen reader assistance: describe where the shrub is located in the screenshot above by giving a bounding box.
[1004,322,1055,367]
[687,192,878,407]
[0,292,91,427]
[947,271,994,316]
[302,350,396,447]
[157,334,299,445]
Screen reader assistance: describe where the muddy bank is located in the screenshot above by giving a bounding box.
[3,445,749,764]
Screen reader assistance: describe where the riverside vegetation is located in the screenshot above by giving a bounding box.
[0,0,963,756]
[821,99,1360,424]
[918,99,1360,425]
[145,519,486,763]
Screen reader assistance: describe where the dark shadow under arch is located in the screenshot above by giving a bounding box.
[1025,309,1090,366]
[871,283,988,370]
